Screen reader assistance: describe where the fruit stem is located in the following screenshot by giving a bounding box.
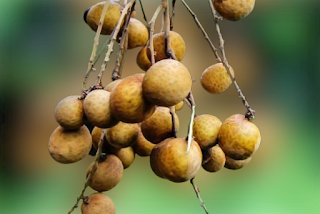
[169,106,177,138]
[190,177,210,214]
[138,0,148,23]
[170,0,176,30]
[186,93,196,153]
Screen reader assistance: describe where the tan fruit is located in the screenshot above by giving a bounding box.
[109,146,135,169]
[225,156,252,170]
[133,132,155,157]
[81,193,115,214]
[141,107,179,144]
[106,122,140,148]
[214,0,255,21]
[104,79,122,92]
[201,63,234,94]
[202,145,226,172]
[127,18,148,49]
[110,74,156,123]
[87,155,123,192]
[150,138,202,182]
[84,90,119,128]
[91,127,111,152]
[193,114,222,150]
[130,11,136,18]
[219,114,261,160]
[137,47,152,71]
[174,101,184,111]
[54,96,84,130]
[48,125,92,164]
[142,59,192,106]
[85,1,123,35]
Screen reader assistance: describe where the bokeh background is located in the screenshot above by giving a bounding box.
[0,0,319,213]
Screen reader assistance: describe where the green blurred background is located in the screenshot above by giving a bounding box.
[0,0,319,213]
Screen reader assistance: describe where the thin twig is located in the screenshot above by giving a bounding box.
[190,178,209,214]
[170,0,176,30]
[93,37,111,66]
[139,0,148,23]
[160,11,165,32]
[186,92,195,153]
[169,106,177,138]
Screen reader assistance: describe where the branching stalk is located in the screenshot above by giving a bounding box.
[190,178,209,214]
[170,0,176,30]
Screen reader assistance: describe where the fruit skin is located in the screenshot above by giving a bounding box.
[109,146,135,169]
[104,79,122,92]
[85,1,123,35]
[133,132,155,157]
[201,63,234,94]
[225,156,252,170]
[193,114,222,150]
[81,193,115,214]
[87,155,123,192]
[150,138,202,182]
[137,47,152,71]
[202,145,226,172]
[106,122,140,148]
[142,59,192,106]
[54,96,84,130]
[110,73,156,123]
[175,101,184,111]
[84,89,119,128]
[219,114,261,160]
[141,107,179,144]
[48,125,92,164]
[214,0,255,21]
[127,18,148,49]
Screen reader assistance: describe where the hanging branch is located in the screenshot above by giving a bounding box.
[170,0,176,30]
[190,178,210,214]
[139,0,148,23]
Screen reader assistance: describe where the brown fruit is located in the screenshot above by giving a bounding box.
[201,63,234,94]
[104,79,122,92]
[142,59,192,106]
[174,101,184,111]
[48,125,92,164]
[225,156,252,170]
[214,0,255,21]
[87,155,123,192]
[130,11,136,18]
[106,122,140,148]
[127,18,148,49]
[109,146,135,169]
[193,114,222,150]
[133,132,155,157]
[150,138,202,182]
[81,193,115,214]
[219,114,261,160]
[202,145,226,172]
[110,73,156,123]
[84,90,119,128]
[137,47,152,71]
[141,107,179,144]
[54,96,84,130]
[91,127,110,151]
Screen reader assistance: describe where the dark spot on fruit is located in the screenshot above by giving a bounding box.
[84,6,91,24]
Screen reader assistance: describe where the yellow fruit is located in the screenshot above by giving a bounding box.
[133,132,155,157]
[137,47,152,71]
[201,63,234,94]
[150,138,202,182]
[87,155,123,192]
[109,146,135,169]
[174,101,184,111]
[54,96,84,130]
[106,122,140,148]
[110,74,156,123]
[225,156,252,170]
[142,59,192,106]
[104,79,122,92]
[202,145,226,172]
[193,114,222,150]
[48,125,92,164]
[214,0,255,21]
[81,193,115,214]
[141,107,179,144]
[127,18,148,49]
[130,11,136,18]
[219,114,261,160]
[84,90,119,128]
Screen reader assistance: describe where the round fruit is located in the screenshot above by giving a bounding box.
[106,122,140,148]
[202,145,226,172]
[133,132,155,157]
[87,155,123,192]
[150,138,202,182]
[175,101,184,111]
[91,127,111,152]
[219,114,261,160]
[214,0,255,21]
[81,193,115,214]
[127,18,148,49]
[142,59,192,106]
[110,73,156,123]
[109,146,135,169]
[201,63,234,94]
[84,89,119,128]
[48,125,92,164]
[130,11,136,18]
[54,96,84,130]
[193,114,222,150]
[104,79,122,92]
[225,156,252,170]
[137,47,152,71]
[141,107,179,144]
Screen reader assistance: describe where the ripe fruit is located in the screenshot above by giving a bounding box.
[84,89,119,128]
[175,101,184,111]
[137,47,152,71]
[193,114,222,150]
[130,11,136,18]
[225,156,252,170]
[142,59,192,106]
[201,63,234,94]
[85,1,123,35]
[81,193,115,214]
[214,0,256,21]
[133,132,155,157]
[87,155,123,192]
[150,138,202,182]
[106,122,140,148]
[127,18,148,49]
[54,96,84,130]
[48,125,92,164]
[104,79,122,92]
[110,74,156,123]
[202,145,226,172]
[109,146,135,169]
[219,114,261,160]
[141,107,179,144]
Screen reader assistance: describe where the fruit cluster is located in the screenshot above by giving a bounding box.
[48,1,260,213]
